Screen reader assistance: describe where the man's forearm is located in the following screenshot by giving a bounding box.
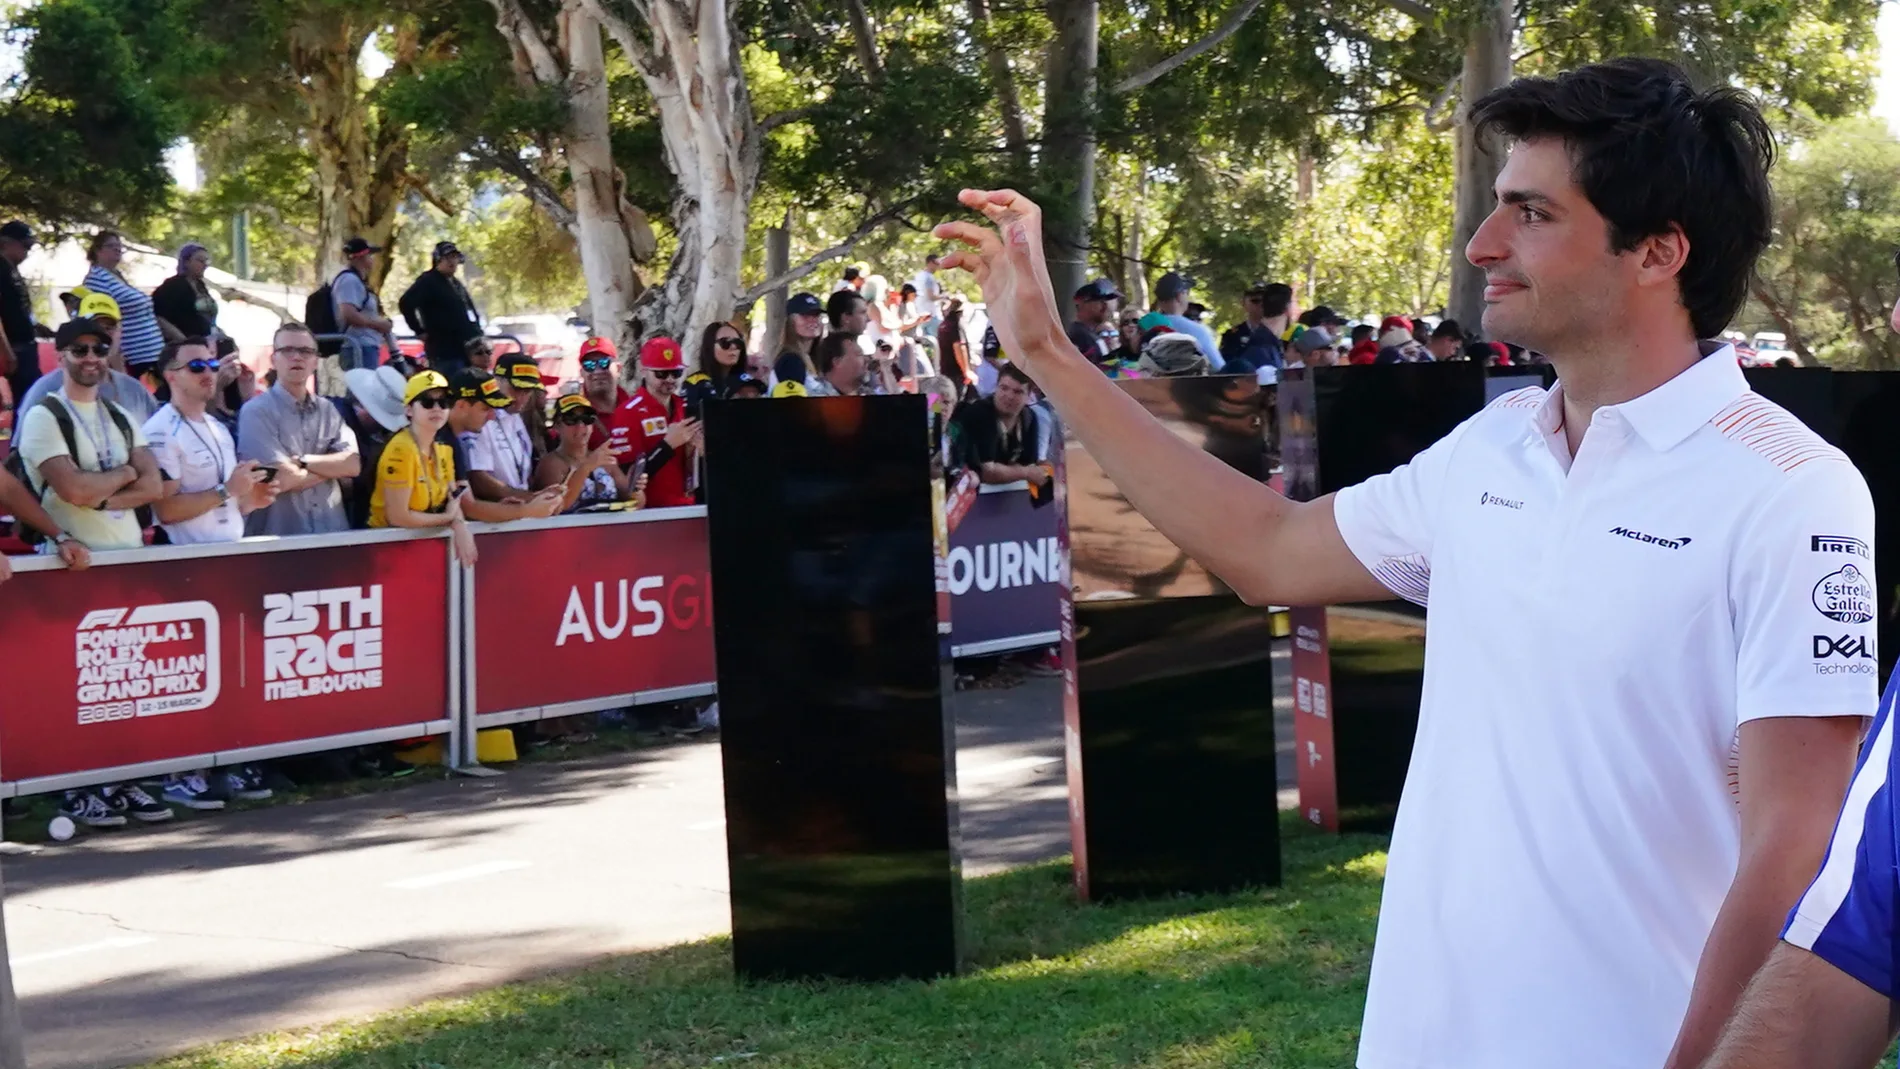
[2,476,64,539]
[1019,333,1379,606]
[1666,875,1812,1069]
[52,467,135,508]
[303,450,361,480]
[154,488,223,524]
[1700,943,1896,1069]
[466,470,519,503]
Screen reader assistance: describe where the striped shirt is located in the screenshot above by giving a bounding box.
[83,265,166,367]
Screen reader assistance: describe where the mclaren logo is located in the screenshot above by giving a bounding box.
[1610,526,1693,550]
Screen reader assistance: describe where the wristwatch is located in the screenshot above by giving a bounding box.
[214,482,229,503]
[53,532,74,546]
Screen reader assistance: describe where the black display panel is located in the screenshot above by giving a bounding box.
[703,395,963,981]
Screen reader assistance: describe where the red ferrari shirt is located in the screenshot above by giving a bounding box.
[585,387,632,451]
[611,386,693,506]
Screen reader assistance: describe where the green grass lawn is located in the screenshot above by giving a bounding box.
[148,817,1389,1069]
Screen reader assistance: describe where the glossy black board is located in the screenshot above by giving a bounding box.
[703,395,963,982]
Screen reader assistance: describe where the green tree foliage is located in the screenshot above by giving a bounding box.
[1752,116,1900,369]
[0,0,197,226]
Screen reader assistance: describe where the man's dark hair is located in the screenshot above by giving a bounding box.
[1471,57,1775,340]
[1432,319,1464,342]
[825,289,865,328]
[1351,324,1375,343]
[1257,283,1292,318]
[158,336,213,371]
[996,363,1033,388]
[842,266,862,282]
[813,332,858,374]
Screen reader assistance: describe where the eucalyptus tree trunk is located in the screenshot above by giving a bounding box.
[1040,0,1100,310]
[1447,0,1513,336]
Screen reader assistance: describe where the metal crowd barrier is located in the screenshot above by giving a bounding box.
[0,485,1067,799]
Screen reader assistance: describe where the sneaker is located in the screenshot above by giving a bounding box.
[1021,649,1064,677]
[103,784,174,823]
[227,766,272,801]
[59,790,127,829]
[163,773,226,811]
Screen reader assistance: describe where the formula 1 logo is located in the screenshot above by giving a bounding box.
[75,601,221,725]
[1813,565,1875,624]
[261,586,385,701]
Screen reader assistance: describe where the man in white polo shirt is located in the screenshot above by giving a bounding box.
[145,338,277,544]
[933,57,1875,1069]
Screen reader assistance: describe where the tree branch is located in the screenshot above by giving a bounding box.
[967,0,1029,166]
[1111,0,1267,94]
[470,148,578,233]
[1422,69,1460,131]
[758,105,819,134]
[842,0,885,83]
[406,173,459,216]
[739,201,916,304]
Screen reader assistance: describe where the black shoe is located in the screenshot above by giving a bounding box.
[102,784,174,823]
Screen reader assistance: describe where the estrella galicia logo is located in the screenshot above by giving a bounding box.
[1814,634,1875,660]
[1811,535,1870,558]
[1609,526,1692,550]
[1813,564,1875,624]
[1479,492,1524,510]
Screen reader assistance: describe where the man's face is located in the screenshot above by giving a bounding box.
[828,341,866,390]
[993,375,1030,416]
[582,355,617,398]
[453,400,494,433]
[469,344,494,372]
[496,378,529,413]
[0,237,28,265]
[163,344,218,405]
[1466,137,1635,355]
[1428,336,1459,360]
[1243,293,1264,320]
[1077,296,1113,327]
[272,330,321,389]
[185,250,209,278]
[351,250,377,276]
[440,254,462,276]
[839,298,869,335]
[645,366,682,399]
[61,333,112,388]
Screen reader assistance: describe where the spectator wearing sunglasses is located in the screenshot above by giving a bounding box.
[576,336,630,452]
[465,336,496,374]
[144,338,277,544]
[369,370,477,565]
[533,393,644,512]
[17,292,160,425]
[696,320,747,395]
[610,336,699,508]
[441,368,563,523]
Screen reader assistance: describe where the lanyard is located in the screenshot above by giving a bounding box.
[65,396,120,471]
[181,416,230,484]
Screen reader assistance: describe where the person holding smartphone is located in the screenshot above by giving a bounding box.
[369,370,476,565]
[145,337,278,544]
[609,336,699,508]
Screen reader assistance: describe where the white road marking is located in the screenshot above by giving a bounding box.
[386,860,531,891]
[959,754,1061,781]
[12,936,156,967]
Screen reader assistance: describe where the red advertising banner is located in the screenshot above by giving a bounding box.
[0,536,451,783]
[1288,605,1338,832]
[471,512,715,715]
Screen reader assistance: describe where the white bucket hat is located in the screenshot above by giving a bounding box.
[344,365,409,431]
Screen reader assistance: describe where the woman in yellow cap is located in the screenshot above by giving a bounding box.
[369,369,476,564]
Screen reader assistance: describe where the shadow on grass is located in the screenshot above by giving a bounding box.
[150,817,1390,1069]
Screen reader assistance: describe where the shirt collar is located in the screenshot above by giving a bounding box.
[1532,342,1746,453]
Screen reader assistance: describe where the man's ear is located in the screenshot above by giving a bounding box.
[1637,224,1691,285]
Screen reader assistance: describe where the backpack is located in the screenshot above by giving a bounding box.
[303,268,358,357]
[3,394,143,546]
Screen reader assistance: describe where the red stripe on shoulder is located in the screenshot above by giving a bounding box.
[1709,395,1840,473]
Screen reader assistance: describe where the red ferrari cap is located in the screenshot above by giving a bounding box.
[579,336,618,360]
[639,336,684,370]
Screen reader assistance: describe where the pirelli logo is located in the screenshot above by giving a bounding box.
[1812,535,1869,558]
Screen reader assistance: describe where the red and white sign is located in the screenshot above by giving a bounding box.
[0,537,451,782]
[1288,605,1338,831]
[471,512,715,715]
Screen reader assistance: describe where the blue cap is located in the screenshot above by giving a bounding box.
[786,292,823,316]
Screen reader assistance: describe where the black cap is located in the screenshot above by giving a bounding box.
[842,266,863,281]
[786,292,823,316]
[0,221,33,245]
[1304,304,1348,327]
[1154,271,1191,300]
[433,241,463,262]
[449,368,510,408]
[55,318,111,349]
[725,372,767,397]
[342,237,382,256]
[982,325,1001,362]
[1074,278,1122,302]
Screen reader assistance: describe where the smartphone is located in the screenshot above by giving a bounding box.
[630,456,648,482]
[256,465,279,483]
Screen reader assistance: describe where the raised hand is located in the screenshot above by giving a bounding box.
[932,189,1069,377]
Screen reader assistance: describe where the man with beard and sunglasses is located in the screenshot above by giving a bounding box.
[575,336,630,451]
[609,336,700,508]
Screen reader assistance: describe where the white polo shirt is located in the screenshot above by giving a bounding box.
[144,403,243,544]
[1333,345,1878,1069]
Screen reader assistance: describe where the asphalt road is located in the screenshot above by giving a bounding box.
[4,647,1295,1069]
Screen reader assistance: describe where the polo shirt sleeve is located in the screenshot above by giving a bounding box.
[142,412,181,481]
[1731,460,1880,725]
[1329,418,1473,607]
[378,433,421,492]
[461,429,496,473]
